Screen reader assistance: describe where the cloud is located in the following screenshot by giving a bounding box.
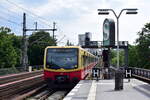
[0,0,150,45]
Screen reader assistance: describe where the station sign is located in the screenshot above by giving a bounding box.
[89,41,98,46]
[92,68,100,81]
[125,68,132,78]
[103,18,115,46]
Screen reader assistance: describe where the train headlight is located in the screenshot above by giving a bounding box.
[74,65,78,68]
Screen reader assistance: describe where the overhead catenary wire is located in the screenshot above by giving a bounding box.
[0,0,57,38]
[0,4,22,20]
[25,15,47,29]
[29,35,48,46]
[0,6,48,29]
[56,24,73,45]
[0,15,21,26]
[0,11,20,21]
[57,35,66,43]
[57,26,67,44]
[0,3,22,27]
[0,0,55,32]
[0,2,37,28]
[0,7,41,31]
[5,0,52,27]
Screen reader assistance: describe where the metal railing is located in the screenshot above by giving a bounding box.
[0,67,25,76]
[0,65,43,76]
[30,65,43,71]
[131,67,150,80]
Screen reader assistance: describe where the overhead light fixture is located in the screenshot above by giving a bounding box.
[126,8,138,14]
[126,11,138,14]
[97,9,110,11]
[126,8,138,11]
[98,12,109,15]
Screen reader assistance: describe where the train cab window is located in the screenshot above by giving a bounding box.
[46,48,78,69]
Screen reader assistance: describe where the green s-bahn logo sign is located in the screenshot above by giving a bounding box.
[103,21,109,41]
[103,18,115,46]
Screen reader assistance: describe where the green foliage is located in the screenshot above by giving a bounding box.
[110,50,116,66]
[11,35,22,67]
[110,23,150,69]
[128,45,139,67]
[0,67,19,76]
[134,23,150,69]
[110,50,124,67]
[0,27,19,68]
[128,23,150,69]
[0,27,57,69]
[28,31,57,65]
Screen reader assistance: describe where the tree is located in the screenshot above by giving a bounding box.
[28,31,57,65]
[110,50,116,66]
[135,23,150,69]
[10,35,22,67]
[128,45,139,67]
[110,50,124,67]
[0,27,18,68]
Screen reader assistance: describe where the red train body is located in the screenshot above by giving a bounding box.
[43,46,98,88]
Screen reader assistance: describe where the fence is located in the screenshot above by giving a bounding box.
[131,67,150,79]
[0,65,43,76]
[0,67,25,76]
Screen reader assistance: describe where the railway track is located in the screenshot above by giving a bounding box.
[0,70,44,99]
[0,70,43,85]
[47,91,68,100]
[28,90,68,100]
[13,84,48,100]
[27,88,54,100]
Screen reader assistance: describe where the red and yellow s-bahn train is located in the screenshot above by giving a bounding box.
[43,46,98,88]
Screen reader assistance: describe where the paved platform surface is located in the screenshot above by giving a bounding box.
[64,79,150,100]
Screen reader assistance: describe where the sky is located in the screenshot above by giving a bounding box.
[0,0,150,45]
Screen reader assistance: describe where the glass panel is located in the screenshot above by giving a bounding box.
[46,48,78,69]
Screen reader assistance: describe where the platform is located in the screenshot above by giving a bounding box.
[64,79,150,100]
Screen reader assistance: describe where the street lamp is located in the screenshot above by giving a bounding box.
[98,8,138,68]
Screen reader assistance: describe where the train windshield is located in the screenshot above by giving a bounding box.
[46,48,78,69]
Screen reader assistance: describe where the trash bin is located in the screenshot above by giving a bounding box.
[115,69,124,90]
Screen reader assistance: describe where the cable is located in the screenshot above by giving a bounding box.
[26,13,49,28]
[0,15,21,26]
[0,4,43,28]
[0,5,42,29]
[57,35,66,43]
[0,10,20,21]
[57,26,66,39]
[57,25,72,44]
[5,0,52,27]
[25,15,47,29]
[0,4,22,20]
[29,35,47,46]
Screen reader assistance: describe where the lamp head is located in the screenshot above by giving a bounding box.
[98,12,109,15]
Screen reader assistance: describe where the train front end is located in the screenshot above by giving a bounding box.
[44,46,80,88]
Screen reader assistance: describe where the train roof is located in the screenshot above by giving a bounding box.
[46,46,81,49]
[45,46,98,57]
